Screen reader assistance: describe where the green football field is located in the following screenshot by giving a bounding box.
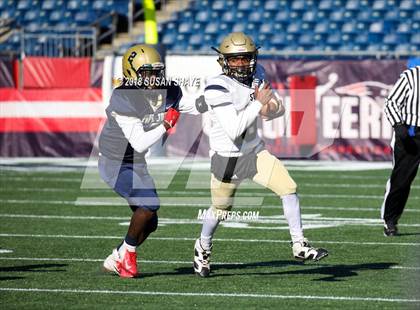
[0,161,419,309]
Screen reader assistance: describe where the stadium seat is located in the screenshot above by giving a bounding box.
[329,10,346,22]
[369,21,385,33]
[23,10,39,22]
[0,0,7,10]
[189,33,204,46]
[384,10,399,21]
[17,0,32,10]
[232,22,246,33]
[314,21,330,34]
[396,22,411,34]
[212,0,227,11]
[248,11,263,23]
[298,33,314,46]
[291,0,308,11]
[178,21,194,34]
[395,44,412,52]
[410,33,420,44]
[238,0,253,11]
[355,33,369,45]
[264,0,279,11]
[345,0,362,11]
[318,0,333,11]
[372,0,388,11]
[204,23,219,34]
[196,11,211,23]
[302,11,317,22]
[399,0,414,10]
[221,11,236,23]
[271,33,287,45]
[326,33,342,46]
[74,12,96,24]
[287,22,302,34]
[162,33,176,46]
[42,0,61,10]
[274,11,290,23]
[342,21,358,34]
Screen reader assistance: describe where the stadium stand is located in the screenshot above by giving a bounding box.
[157,0,420,53]
[0,0,420,56]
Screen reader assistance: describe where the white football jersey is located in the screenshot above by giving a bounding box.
[204,70,265,157]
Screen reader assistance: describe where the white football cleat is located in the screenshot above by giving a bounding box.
[193,238,212,277]
[103,248,121,276]
[292,238,328,262]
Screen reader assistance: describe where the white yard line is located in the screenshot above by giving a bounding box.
[0,257,244,265]
[2,199,420,214]
[0,287,418,303]
[3,182,420,190]
[3,191,420,199]
[0,233,419,246]
[0,256,418,270]
[1,174,392,181]
[2,213,420,228]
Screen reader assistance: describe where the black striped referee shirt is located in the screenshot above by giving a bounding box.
[384,65,420,127]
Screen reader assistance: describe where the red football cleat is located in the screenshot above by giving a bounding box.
[103,248,138,278]
[117,250,138,278]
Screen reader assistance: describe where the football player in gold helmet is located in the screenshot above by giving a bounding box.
[193,32,328,277]
[212,31,258,85]
[121,44,165,88]
[99,44,198,278]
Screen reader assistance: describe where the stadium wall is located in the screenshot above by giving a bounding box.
[0,55,415,160]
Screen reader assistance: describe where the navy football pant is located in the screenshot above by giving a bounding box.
[98,156,160,211]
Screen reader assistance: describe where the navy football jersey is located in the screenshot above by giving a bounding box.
[99,83,182,162]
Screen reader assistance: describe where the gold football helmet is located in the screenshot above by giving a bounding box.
[122,44,164,85]
[213,32,258,84]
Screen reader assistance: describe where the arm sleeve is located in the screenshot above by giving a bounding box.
[205,84,262,140]
[211,101,262,141]
[384,73,409,126]
[112,112,166,153]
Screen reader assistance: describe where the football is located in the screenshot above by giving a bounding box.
[259,98,282,119]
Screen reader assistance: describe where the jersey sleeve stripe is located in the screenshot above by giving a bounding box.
[210,101,233,108]
[205,85,229,93]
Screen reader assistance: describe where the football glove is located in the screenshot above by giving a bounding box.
[163,107,180,130]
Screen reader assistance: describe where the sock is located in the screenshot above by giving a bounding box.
[281,193,304,243]
[118,235,137,256]
[200,208,220,250]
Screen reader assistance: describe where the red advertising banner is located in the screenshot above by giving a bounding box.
[0,88,104,157]
[22,57,91,88]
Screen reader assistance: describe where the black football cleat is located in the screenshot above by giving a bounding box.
[384,222,398,237]
[193,238,212,277]
[292,239,329,262]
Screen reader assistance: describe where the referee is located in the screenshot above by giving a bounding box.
[382,65,420,236]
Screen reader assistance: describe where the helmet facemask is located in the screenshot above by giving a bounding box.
[220,53,257,85]
[136,63,165,89]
